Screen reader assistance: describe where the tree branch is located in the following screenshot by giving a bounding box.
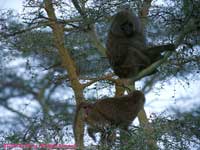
[0,99,31,121]
[44,0,85,148]
[71,0,85,17]
[139,0,153,26]
[87,25,107,56]
[82,73,116,88]
[1,22,50,37]
[71,0,107,56]
[131,17,196,82]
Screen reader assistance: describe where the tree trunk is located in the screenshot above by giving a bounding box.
[127,81,158,149]
[44,0,85,149]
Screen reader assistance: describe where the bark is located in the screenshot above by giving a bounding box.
[139,0,153,27]
[115,79,125,96]
[44,0,84,149]
[137,1,158,149]
[138,108,158,149]
[88,26,107,56]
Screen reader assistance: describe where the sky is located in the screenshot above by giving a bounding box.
[1,1,200,148]
[0,0,23,11]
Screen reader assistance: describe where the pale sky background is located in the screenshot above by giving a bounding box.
[0,0,199,122]
[0,0,23,11]
[0,1,200,148]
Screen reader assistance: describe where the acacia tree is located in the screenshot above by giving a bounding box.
[0,0,199,149]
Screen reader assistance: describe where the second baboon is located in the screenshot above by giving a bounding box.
[74,90,145,144]
[106,9,175,78]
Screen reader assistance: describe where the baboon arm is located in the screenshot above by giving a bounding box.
[130,48,151,65]
[107,45,128,66]
[146,44,175,56]
[144,44,175,62]
[87,127,98,142]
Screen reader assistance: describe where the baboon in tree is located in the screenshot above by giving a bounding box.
[106,9,175,78]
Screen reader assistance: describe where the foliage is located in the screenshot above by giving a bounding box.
[0,0,199,149]
[2,107,200,150]
[93,107,200,150]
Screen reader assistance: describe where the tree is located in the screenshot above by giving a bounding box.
[0,0,199,149]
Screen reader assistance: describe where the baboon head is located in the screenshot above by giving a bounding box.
[110,10,143,38]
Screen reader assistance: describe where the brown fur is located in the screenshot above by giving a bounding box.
[73,90,145,143]
[106,10,175,78]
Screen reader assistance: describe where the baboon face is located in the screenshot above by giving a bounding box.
[120,20,134,37]
[110,10,142,38]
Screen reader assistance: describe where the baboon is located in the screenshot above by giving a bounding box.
[73,90,145,143]
[106,9,175,78]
